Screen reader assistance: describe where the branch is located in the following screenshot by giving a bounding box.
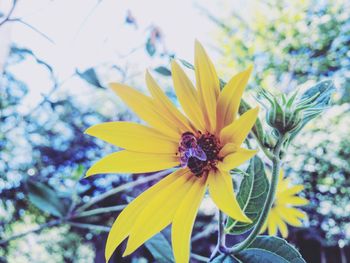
[72,205,126,218]
[0,0,17,27]
[7,18,55,44]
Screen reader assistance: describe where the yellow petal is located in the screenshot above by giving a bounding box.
[267,210,278,236]
[278,196,309,206]
[216,67,253,130]
[218,148,258,171]
[171,60,206,131]
[277,176,292,194]
[85,122,178,153]
[218,143,238,158]
[208,169,251,223]
[220,107,259,146]
[275,206,304,227]
[124,171,195,256]
[105,169,184,261]
[274,214,289,238]
[86,151,179,177]
[277,185,305,199]
[195,40,219,133]
[145,71,195,133]
[110,83,180,139]
[172,174,207,263]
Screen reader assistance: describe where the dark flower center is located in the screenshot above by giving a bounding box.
[178,132,221,177]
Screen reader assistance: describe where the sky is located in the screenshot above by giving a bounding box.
[0,0,254,115]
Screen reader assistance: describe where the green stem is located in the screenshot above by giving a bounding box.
[223,133,287,254]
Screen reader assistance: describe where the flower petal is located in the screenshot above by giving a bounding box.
[277,196,309,206]
[171,60,206,131]
[195,40,219,133]
[208,169,251,223]
[145,71,195,133]
[220,107,259,146]
[277,185,305,199]
[216,67,253,130]
[85,122,178,154]
[267,210,278,236]
[172,174,207,263]
[86,151,179,177]
[274,214,289,238]
[123,171,196,256]
[105,169,184,261]
[110,83,180,139]
[275,206,305,227]
[218,148,258,171]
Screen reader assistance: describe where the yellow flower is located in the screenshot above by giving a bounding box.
[85,41,259,263]
[261,171,309,238]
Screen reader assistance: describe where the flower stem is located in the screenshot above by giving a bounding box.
[222,133,287,255]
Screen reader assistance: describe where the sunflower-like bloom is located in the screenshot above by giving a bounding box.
[86,41,259,262]
[261,172,309,238]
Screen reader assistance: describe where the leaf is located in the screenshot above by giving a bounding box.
[226,157,269,234]
[154,66,171,76]
[144,232,174,263]
[76,68,104,89]
[236,236,306,263]
[300,80,335,108]
[146,38,156,57]
[72,164,85,181]
[179,58,194,70]
[211,254,242,263]
[27,180,66,217]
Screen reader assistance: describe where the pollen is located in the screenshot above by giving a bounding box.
[178,132,221,177]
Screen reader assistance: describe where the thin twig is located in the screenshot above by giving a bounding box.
[72,205,126,218]
[67,222,110,232]
[192,223,216,242]
[191,253,209,262]
[7,18,55,44]
[0,0,17,27]
[77,168,176,212]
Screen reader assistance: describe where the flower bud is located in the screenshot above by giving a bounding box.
[258,80,335,138]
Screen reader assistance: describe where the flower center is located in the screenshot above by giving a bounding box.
[178,132,221,177]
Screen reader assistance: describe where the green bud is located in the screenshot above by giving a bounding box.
[258,80,335,138]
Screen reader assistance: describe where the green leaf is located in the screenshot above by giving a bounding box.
[236,236,306,263]
[72,164,85,181]
[146,38,156,56]
[76,68,104,89]
[178,58,194,70]
[27,180,66,217]
[154,66,171,76]
[145,232,174,263]
[226,157,269,234]
[211,254,242,263]
[300,80,335,108]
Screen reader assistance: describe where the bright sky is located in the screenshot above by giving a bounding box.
[0,0,249,112]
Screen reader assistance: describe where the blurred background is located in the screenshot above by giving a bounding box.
[0,0,350,262]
